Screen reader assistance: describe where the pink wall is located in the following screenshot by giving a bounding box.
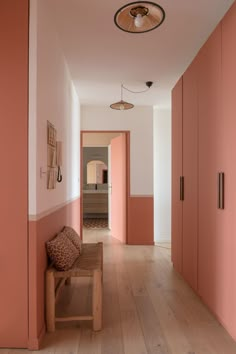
[0,0,29,348]
[28,198,80,349]
[128,196,154,245]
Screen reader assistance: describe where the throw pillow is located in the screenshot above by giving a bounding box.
[46,232,79,271]
[63,226,82,254]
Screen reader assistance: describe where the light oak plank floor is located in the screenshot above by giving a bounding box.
[2,228,236,354]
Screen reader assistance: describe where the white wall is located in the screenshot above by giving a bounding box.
[154,108,171,242]
[81,105,153,195]
[29,0,80,217]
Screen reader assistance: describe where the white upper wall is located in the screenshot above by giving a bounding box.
[29,0,80,217]
[81,105,153,196]
[154,108,171,242]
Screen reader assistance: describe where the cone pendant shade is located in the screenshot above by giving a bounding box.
[114,1,165,34]
[110,84,134,110]
[110,100,134,110]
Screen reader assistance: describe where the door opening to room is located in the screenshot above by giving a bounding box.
[80,131,129,243]
[83,158,109,229]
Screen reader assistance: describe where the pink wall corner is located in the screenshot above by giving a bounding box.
[28,221,39,349]
[128,196,154,245]
[0,0,29,348]
[28,197,80,350]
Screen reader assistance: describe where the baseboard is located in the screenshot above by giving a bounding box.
[28,324,46,350]
[127,241,155,245]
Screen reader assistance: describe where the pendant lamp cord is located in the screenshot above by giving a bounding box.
[122,83,152,94]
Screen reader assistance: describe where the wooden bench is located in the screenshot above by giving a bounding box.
[46,242,103,332]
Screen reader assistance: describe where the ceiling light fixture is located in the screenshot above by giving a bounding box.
[110,82,153,110]
[114,1,165,34]
[110,84,134,110]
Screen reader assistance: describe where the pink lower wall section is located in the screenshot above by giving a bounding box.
[28,197,80,350]
[128,196,154,245]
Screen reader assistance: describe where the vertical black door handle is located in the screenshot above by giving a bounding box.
[180,176,184,201]
[218,172,224,209]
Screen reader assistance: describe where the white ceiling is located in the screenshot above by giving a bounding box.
[48,0,235,108]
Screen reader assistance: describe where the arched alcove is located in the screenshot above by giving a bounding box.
[87,160,108,184]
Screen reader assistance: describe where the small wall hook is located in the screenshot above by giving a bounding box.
[57,166,62,183]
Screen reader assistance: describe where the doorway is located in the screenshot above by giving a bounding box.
[83,156,109,229]
[80,131,130,243]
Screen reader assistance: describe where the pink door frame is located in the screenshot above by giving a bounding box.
[80,131,130,243]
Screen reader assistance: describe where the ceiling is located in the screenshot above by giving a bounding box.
[48,0,234,108]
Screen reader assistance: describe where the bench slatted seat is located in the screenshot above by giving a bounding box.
[46,242,103,332]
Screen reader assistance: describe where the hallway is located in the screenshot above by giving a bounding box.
[2,229,236,354]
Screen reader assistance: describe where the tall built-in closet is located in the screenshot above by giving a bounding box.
[197,23,222,317]
[171,56,198,292]
[171,77,183,275]
[182,56,198,292]
[172,2,236,340]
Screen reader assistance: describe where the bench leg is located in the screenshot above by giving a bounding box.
[46,270,55,332]
[92,269,102,331]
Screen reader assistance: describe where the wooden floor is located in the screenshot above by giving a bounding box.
[2,228,236,353]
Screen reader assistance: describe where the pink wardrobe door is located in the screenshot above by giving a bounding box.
[221,2,236,338]
[197,24,221,313]
[171,77,183,274]
[182,58,199,292]
[111,134,127,243]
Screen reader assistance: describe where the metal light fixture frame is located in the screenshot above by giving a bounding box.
[114,1,165,34]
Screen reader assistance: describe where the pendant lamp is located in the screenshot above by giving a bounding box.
[110,84,134,110]
[110,82,153,110]
[114,1,165,34]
